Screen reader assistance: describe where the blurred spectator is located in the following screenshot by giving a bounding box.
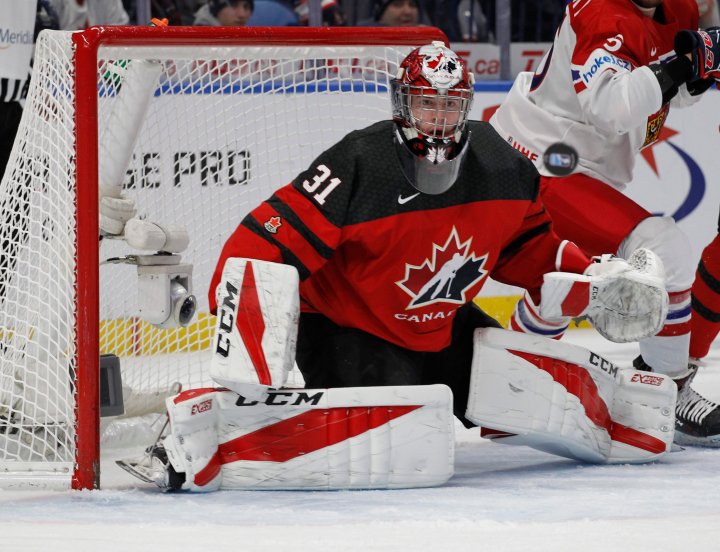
[193,0,254,25]
[343,0,373,24]
[185,0,210,15]
[249,0,299,25]
[294,0,346,25]
[153,0,194,25]
[36,0,61,35]
[364,0,421,26]
[51,0,130,29]
[698,0,720,26]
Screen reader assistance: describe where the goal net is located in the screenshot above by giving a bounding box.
[0,26,446,489]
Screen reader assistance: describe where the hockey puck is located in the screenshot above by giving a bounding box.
[543,143,578,176]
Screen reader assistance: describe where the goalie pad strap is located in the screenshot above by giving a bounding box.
[166,384,454,491]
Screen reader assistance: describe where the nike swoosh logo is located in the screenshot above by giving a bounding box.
[651,47,657,56]
[398,192,420,204]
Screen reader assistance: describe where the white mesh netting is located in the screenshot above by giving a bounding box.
[0,27,431,486]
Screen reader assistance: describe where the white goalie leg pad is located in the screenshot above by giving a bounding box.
[218,385,454,490]
[607,371,677,462]
[540,248,669,343]
[166,384,454,491]
[466,328,675,464]
[210,258,299,397]
[164,388,222,492]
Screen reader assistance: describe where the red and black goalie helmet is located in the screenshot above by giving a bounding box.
[391,41,475,194]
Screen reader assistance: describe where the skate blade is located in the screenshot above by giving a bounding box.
[116,458,160,485]
[673,432,720,448]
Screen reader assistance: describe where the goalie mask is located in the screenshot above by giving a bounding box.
[391,41,475,195]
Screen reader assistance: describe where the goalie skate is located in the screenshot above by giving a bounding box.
[116,442,185,491]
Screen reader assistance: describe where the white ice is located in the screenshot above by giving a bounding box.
[2,330,720,552]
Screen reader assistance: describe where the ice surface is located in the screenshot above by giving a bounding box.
[2,330,720,552]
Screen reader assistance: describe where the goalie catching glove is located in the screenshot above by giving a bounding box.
[539,248,668,343]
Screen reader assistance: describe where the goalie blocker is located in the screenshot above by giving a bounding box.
[210,257,299,398]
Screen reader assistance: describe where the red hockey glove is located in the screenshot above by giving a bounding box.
[675,27,720,80]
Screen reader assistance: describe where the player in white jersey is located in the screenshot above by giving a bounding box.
[490,0,720,446]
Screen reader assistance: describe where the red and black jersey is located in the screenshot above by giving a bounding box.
[211,120,587,352]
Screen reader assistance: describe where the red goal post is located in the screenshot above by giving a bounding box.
[0,26,447,490]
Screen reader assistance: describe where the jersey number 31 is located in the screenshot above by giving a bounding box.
[303,164,342,206]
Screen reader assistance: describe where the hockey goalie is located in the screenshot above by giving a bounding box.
[119,253,675,492]
[119,42,677,491]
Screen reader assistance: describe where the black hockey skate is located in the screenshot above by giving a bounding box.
[634,356,720,447]
[116,441,186,491]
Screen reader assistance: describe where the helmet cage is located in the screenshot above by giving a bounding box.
[391,81,473,145]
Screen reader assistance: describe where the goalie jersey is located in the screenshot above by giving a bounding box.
[490,0,699,189]
[210,120,590,352]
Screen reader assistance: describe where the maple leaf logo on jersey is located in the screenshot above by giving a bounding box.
[396,227,488,309]
[264,216,282,234]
